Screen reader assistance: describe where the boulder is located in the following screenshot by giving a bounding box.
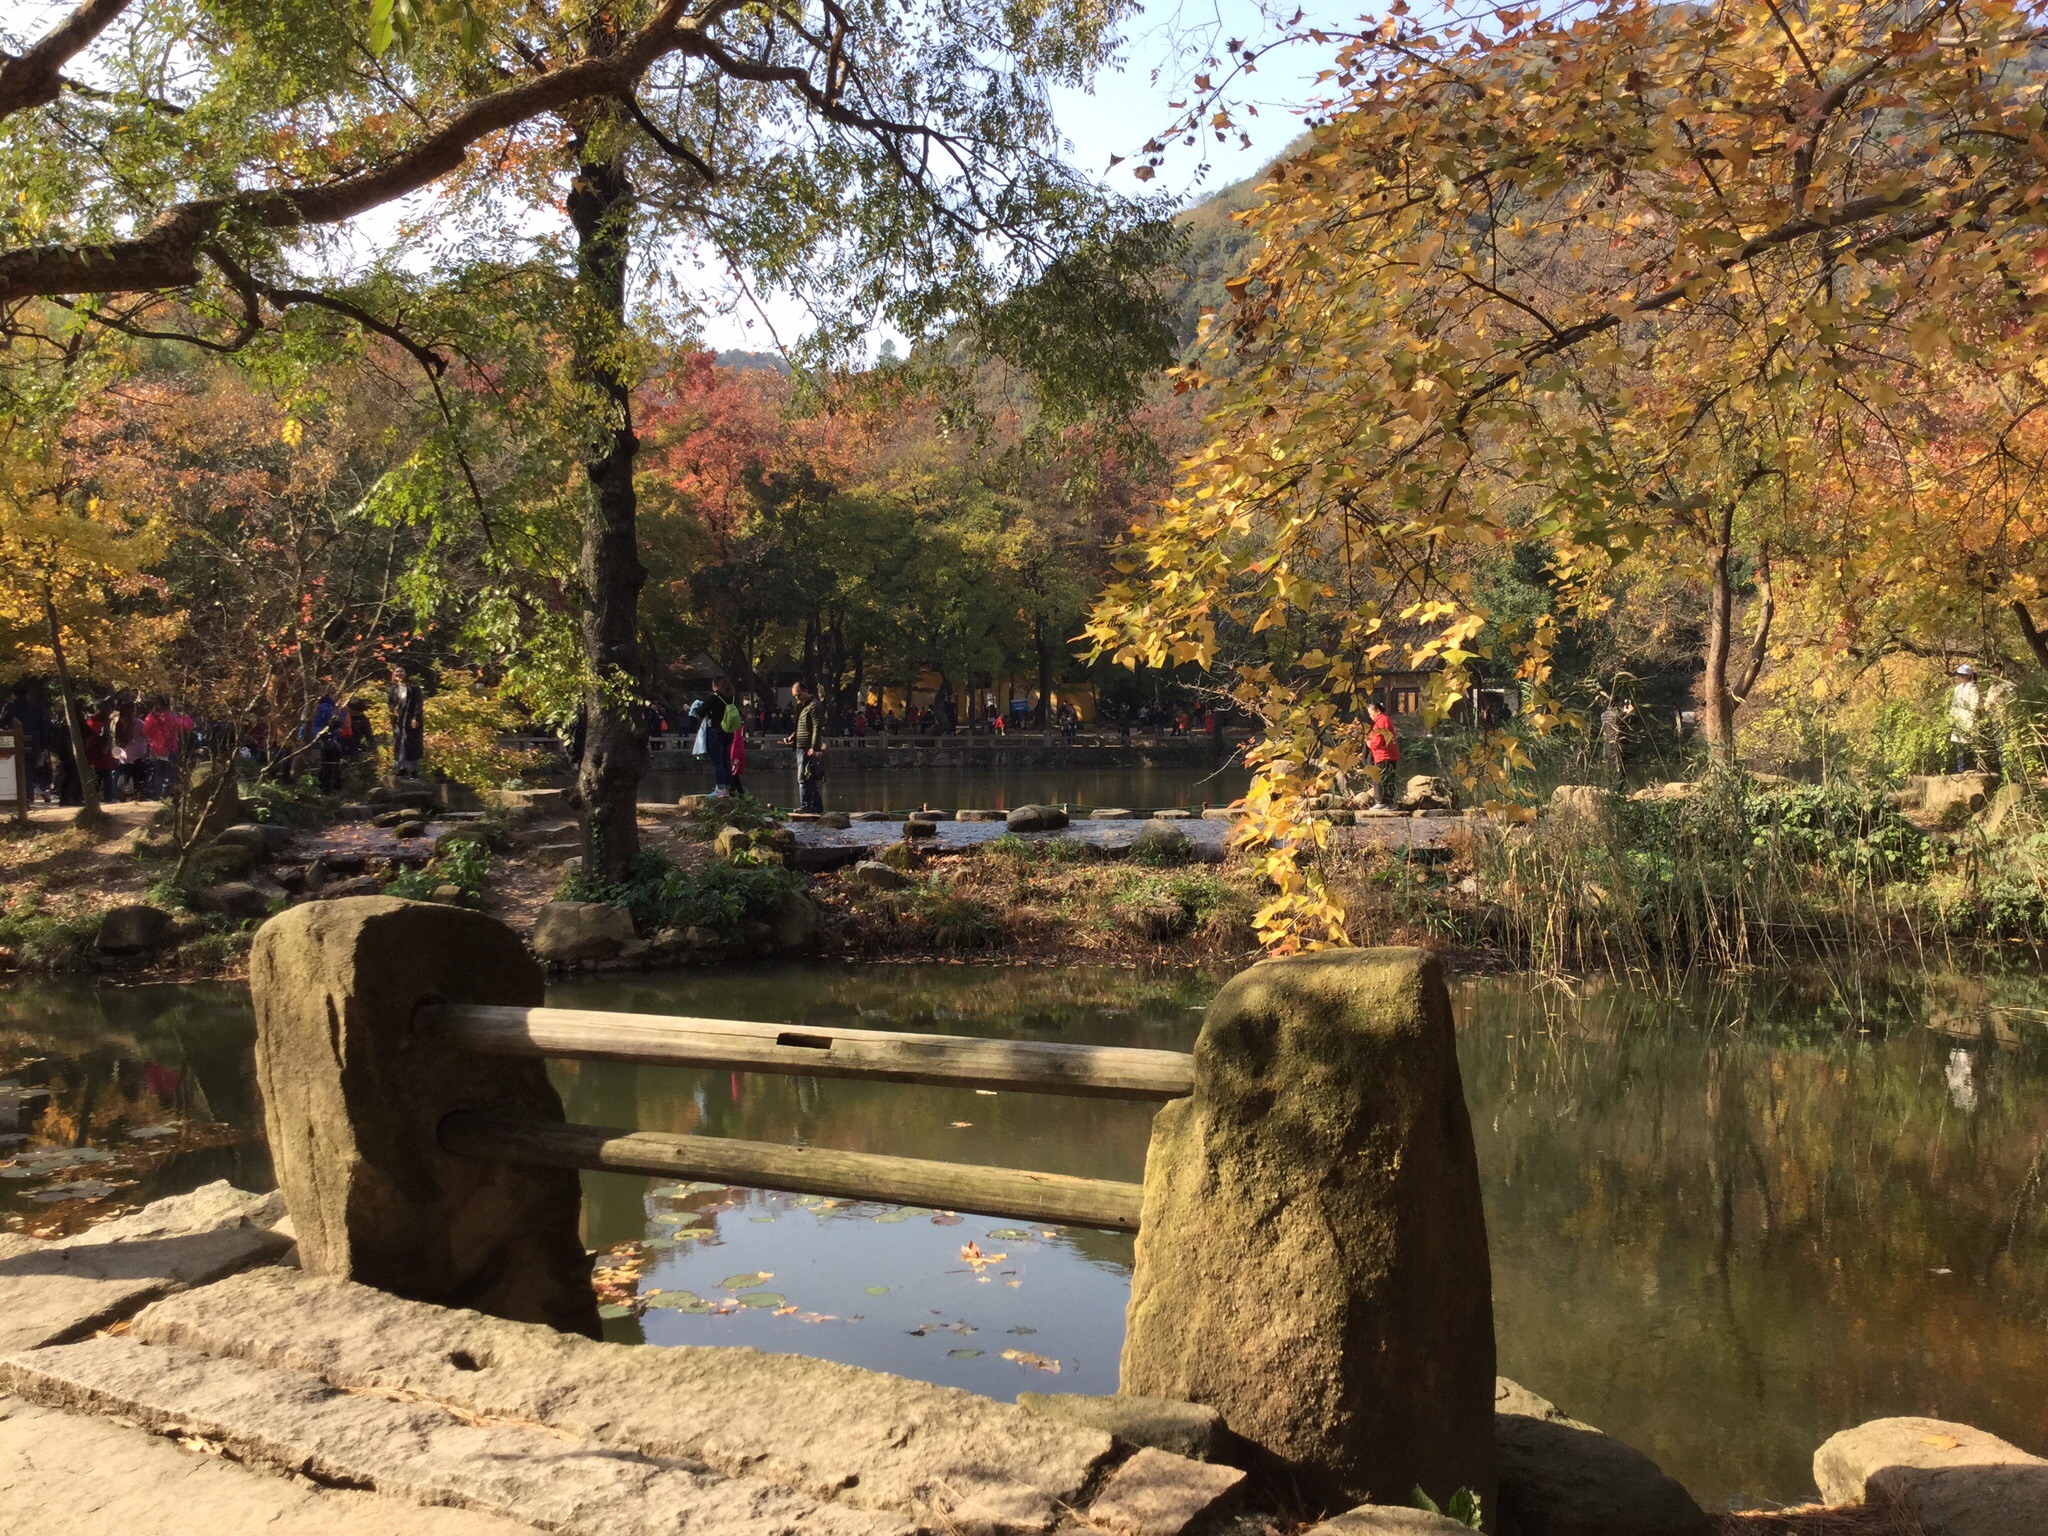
[196,841,258,880]
[769,890,820,954]
[1814,1417,2048,1536]
[1121,948,1495,1512]
[816,811,852,829]
[1628,781,1695,804]
[216,823,291,857]
[876,840,920,872]
[908,809,955,822]
[1304,1506,1477,1535]
[247,898,597,1335]
[1084,1446,1245,1536]
[429,884,466,904]
[530,901,636,963]
[96,905,175,956]
[391,819,429,840]
[1984,781,2029,835]
[198,881,277,922]
[1398,775,1454,812]
[368,783,438,811]
[1549,784,1618,834]
[182,761,243,842]
[1923,771,2000,829]
[320,874,386,898]
[901,818,938,840]
[1007,804,1070,833]
[675,794,711,812]
[851,860,913,891]
[712,825,750,861]
[1134,821,1193,862]
[791,844,867,873]
[1494,1378,1709,1536]
[957,809,1007,822]
[849,810,895,822]
[1018,1393,1230,1463]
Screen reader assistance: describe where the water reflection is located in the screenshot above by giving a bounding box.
[3,962,2046,1510]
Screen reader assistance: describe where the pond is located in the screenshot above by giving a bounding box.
[642,761,1253,813]
[4,962,2046,1513]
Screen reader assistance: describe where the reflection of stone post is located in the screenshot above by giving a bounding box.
[1121,948,1496,1517]
[250,897,599,1337]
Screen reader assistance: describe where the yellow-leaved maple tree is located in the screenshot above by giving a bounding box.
[1089,0,2048,948]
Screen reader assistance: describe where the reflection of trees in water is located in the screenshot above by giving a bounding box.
[1,982,267,1231]
[1458,971,2048,1507]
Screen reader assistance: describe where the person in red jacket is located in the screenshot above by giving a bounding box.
[1367,700,1401,807]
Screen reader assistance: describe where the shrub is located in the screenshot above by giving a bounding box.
[565,851,800,944]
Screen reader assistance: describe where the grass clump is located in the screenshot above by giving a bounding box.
[677,793,784,842]
[386,835,491,903]
[566,851,799,944]
[0,897,103,971]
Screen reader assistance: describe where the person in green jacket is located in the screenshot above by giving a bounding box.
[784,679,825,812]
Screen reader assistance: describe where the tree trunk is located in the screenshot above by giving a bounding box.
[2014,601,2048,671]
[566,137,646,881]
[1699,526,1738,763]
[1034,617,1052,730]
[39,587,102,826]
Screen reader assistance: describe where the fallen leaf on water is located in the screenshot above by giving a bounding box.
[1005,1280,1021,1288]
[1007,1326,1037,1334]
[974,1090,997,1096]
[773,1305,799,1316]
[950,1121,973,1128]
[960,1242,1007,1270]
[948,1348,984,1358]
[1000,1349,1060,1373]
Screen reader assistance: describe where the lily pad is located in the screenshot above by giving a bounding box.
[985,1228,1033,1241]
[31,1179,117,1202]
[947,1348,984,1359]
[864,1285,890,1295]
[719,1272,774,1290]
[872,1211,912,1224]
[597,1303,637,1320]
[734,1291,786,1308]
[642,1290,713,1314]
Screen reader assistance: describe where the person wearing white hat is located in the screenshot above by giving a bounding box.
[1949,664,1985,773]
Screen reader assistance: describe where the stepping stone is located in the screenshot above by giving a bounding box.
[849,811,894,822]
[1089,808,1141,819]
[956,810,1006,821]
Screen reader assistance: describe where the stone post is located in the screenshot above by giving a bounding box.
[1120,948,1496,1517]
[250,896,600,1337]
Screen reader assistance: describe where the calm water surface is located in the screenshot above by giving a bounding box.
[4,963,2046,1511]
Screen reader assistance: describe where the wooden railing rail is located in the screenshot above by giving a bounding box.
[418,1004,1196,1102]
[441,1112,1146,1231]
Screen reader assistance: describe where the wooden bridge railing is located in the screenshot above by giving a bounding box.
[414,1002,1188,1233]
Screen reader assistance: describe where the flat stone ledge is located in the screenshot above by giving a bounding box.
[134,1267,1122,1531]
[0,1393,544,1536]
[1018,1392,1230,1462]
[0,1182,292,1355]
[0,1337,907,1536]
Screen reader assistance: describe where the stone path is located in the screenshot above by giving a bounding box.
[0,1184,1246,1536]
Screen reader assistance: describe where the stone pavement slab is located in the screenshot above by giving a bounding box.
[134,1266,1121,1531]
[0,1214,290,1354]
[0,1336,912,1536]
[0,1393,545,1536]
[1084,1446,1245,1536]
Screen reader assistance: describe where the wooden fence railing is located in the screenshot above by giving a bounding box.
[417,1003,1191,1232]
